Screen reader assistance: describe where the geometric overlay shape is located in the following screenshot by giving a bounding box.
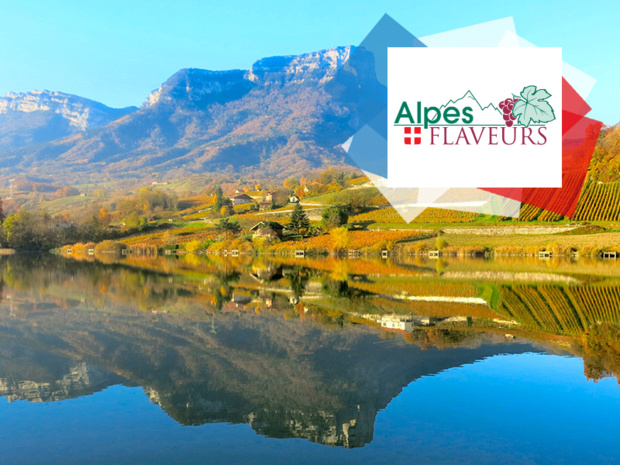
[345,121,387,178]
[420,17,516,48]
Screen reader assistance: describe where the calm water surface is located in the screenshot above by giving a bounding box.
[0,254,618,464]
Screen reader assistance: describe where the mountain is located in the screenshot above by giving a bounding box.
[0,361,123,403]
[439,90,502,124]
[0,47,365,184]
[0,90,136,149]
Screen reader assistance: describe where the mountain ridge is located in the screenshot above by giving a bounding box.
[0,90,137,150]
[439,90,502,121]
[0,46,360,184]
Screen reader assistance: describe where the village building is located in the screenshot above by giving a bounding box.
[232,193,253,206]
[250,221,285,239]
[264,191,276,203]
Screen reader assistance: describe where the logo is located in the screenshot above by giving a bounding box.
[394,85,555,147]
[387,48,562,189]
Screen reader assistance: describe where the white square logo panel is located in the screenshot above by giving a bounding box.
[387,47,562,188]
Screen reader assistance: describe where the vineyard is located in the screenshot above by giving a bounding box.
[517,203,565,222]
[506,181,620,222]
[348,280,478,298]
[121,225,218,247]
[573,182,620,221]
[350,207,480,224]
[497,284,620,335]
[369,296,502,320]
[269,230,428,254]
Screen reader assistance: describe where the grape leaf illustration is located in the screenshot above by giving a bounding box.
[512,85,556,127]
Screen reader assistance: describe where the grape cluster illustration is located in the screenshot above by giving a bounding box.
[499,98,519,127]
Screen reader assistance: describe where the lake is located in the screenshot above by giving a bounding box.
[0,254,618,464]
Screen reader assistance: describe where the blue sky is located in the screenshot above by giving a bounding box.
[0,0,618,123]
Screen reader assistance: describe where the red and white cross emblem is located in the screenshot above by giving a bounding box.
[404,127,421,145]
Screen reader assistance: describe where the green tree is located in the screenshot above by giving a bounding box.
[3,209,55,250]
[335,171,346,187]
[123,211,141,229]
[286,204,310,236]
[272,188,292,208]
[213,186,224,210]
[78,215,108,242]
[321,277,351,298]
[216,218,241,239]
[321,206,349,230]
[338,188,377,213]
[212,186,232,214]
[136,187,177,216]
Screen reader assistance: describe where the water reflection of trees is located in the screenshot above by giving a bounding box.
[286,268,309,301]
[575,323,620,384]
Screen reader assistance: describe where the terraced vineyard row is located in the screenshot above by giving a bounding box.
[516,204,566,222]
[517,203,544,222]
[497,284,620,335]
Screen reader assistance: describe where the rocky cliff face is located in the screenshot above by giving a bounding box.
[143,69,254,108]
[0,362,123,403]
[247,47,351,85]
[0,90,136,149]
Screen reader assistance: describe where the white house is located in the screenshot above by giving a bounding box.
[232,194,253,206]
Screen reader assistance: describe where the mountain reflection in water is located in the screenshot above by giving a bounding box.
[0,253,618,451]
